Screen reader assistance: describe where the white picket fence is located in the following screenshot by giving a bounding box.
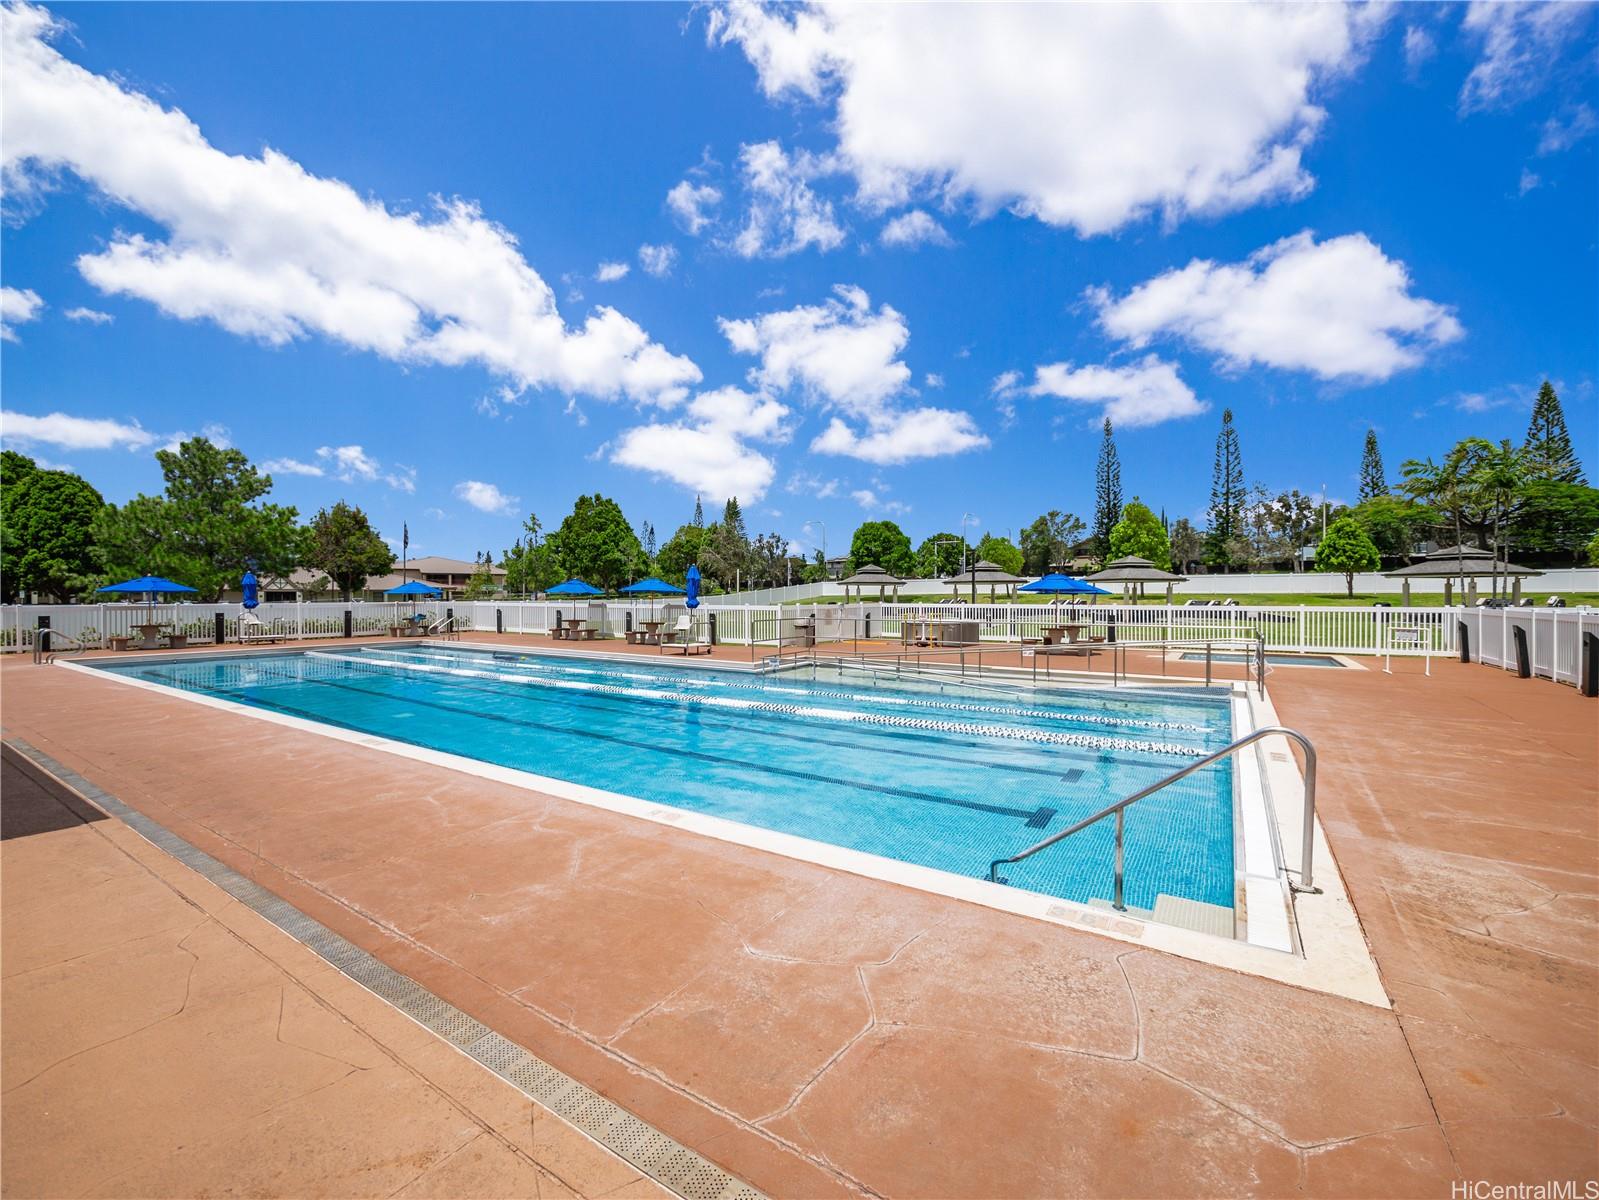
[1458,607,1596,689]
[2,597,1509,657]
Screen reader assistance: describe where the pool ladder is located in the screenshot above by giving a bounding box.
[988,725,1320,911]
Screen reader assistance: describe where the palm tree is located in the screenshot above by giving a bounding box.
[1471,439,1529,598]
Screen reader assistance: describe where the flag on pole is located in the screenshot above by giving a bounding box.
[403,523,409,553]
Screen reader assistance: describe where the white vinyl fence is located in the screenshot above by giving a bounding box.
[11,600,1594,681]
[1458,607,1597,690]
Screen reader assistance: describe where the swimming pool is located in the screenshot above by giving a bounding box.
[1177,652,1347,668]
[97,645,1239,913]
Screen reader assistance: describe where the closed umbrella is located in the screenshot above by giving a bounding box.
[685,565,701,610]
[241,570,260,610]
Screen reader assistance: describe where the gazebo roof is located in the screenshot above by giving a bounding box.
[944,560,1028,585]
[1385,556,1541,578]
[1085,556,1189,584]
[838,564,905,587]
[1419,544,1493,560]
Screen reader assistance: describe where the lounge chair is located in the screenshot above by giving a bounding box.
[239,611,287,644]
[661,614,713,655]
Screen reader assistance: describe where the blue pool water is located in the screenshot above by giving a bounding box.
[99,646,1238,910]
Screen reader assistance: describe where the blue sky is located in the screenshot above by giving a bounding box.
[2,1,1594,562]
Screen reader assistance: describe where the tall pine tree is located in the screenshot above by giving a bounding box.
[692,494,704,527]
[1204,408,1245,568]
[1358,429,1387,501]
[1093,418,1122,558]
[1524,380,1584,483]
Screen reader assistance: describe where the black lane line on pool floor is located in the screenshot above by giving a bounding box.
[0,738,766,1200]
[143,665,1059,828]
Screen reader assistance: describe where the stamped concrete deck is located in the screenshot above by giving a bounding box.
[1,745,673,1200]
[2,639,1594,1197]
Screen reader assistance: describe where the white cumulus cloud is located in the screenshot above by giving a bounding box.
[454,480,519,515]
[1,409,153,450]
[666,179,722,235]
[1,285,43,341]
[708,1,1383,236]
[261,456,324,477]
[1027,356,1206,429]
[730,140,846,258]
[595,261,630,282]
[1092,231,1463,382]
[1,4,700,407]
[63,305,113,324]
[638,243,678,278]
[1459,1,1593,114]
[879,210,952,249]
[611,385,789,502]
[720,284,986,464]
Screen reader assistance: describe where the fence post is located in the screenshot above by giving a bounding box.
[344,609,353,639]
[215,612,226,645]
[36,614,50,654]
[1512,624,1531,678]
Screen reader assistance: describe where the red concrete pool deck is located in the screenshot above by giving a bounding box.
[1,639,1594,1197]
[1,744,673,1200]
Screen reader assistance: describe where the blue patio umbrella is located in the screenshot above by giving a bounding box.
[240,569,260,610]
[385,578,441,623]
[618,577,685,596]
[1019,573,1112,597]
[546,578,603,597]
[684,565,701,610]
[97,574,199,627]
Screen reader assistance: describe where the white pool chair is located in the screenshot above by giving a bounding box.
[661,613,712,655]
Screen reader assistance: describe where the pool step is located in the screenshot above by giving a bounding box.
[1088,895,1235,939]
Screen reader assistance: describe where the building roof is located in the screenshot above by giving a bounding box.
[944,560,1028,585]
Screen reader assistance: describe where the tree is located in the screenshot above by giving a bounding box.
[1107,500,1172,571]
[1469,438,1529,596]
[915,533,966,578]
[302,502,394,600]
[502,514,562,595]
[1524,380,1584,484]
[1169,518,1203,574]
[1,451,41,602]
[654,524,706,585]
[1020,510,1087,575]
[1350,495,1432,561]
[639,520,657,562]
[751,531,790,586]
[1510,481,1599,563]
[1588,530,1599,566]
[974,532,1024,575]
[1313,516,1381,596]
[1093,418,1122,557]
[462,557,499,599]
[92,437,300,601]
[1267,490,1316,570]
[1,465,104,601]
[692,495,704,527]
[849,520,915,577]
[1359,429,1388,502]
[544,494,644,590]
[721,497,747,543]
[1204,409,1245,568]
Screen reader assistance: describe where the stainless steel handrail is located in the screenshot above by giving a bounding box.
[32,630,88,663]
[427,614,461,639]
[988,725,1320,908]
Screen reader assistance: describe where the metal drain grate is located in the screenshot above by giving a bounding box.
[5,738,767,1200]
